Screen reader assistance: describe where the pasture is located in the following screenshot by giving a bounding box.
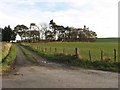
[22,42,119,62]
[96,38,119,42]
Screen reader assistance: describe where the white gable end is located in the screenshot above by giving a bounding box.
[16,33,21,41]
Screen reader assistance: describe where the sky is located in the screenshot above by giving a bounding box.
[0,0,119,37]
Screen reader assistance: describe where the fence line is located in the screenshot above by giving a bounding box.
[29,45,118,62]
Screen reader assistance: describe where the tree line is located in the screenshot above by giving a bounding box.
[1,20,97,42]
[48,20,97,42]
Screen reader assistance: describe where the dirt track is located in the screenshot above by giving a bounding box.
[2,45,118,88]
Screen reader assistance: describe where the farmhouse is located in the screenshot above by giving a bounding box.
[10,33,21,42]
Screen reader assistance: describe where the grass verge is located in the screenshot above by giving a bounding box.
[2,42,12,61]
[1,44,17,72]
[21,45,120,72]
[19,46,37,63]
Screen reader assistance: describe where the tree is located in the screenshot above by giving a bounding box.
[39,23,48,40]
[29,23,40,42]
[45,30,54,41]
[10,30,16,42]
[49,20,97,42]
[2,25,16,42]
[49,20,58,40]
[14,24,28,41]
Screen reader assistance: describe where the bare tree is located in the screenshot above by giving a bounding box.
[39,23,49,40]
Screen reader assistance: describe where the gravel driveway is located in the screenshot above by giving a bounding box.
[2,45,119,88]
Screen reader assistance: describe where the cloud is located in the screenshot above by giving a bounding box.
[0,0,119,37]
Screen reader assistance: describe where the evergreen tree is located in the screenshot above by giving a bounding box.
[2,25,16,42]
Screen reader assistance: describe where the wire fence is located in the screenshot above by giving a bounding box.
[27,44,118,62]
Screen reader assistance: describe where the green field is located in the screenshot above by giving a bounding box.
[23,42,119,62]
[96,38,119,42]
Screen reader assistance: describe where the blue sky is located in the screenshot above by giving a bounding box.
[0,0,118,37]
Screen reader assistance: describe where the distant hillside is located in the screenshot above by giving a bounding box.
[96,38,119,42]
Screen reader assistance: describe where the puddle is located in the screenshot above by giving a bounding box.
[42,61,47,63]
[46,62,63,66]
[41,60,64,66]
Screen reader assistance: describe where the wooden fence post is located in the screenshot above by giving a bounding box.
[55,48,57,53]
[75,48,78,57]
[50,47,51,53]
[89,50,91,61]
[114,49,116,62]
[101,50,103,60]
[45,48,47,52]
[63,48,65,54]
